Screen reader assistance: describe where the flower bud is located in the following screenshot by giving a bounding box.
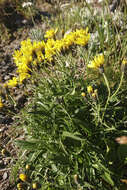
[25,164,30,170]
[87,86,93,94]
[74,174,78,184]
[121,59,127,73]
[17,183,22,190]
[32,182,37,189]
[1,149,6,156]
[92,92,96,98]
[81,92,86,97]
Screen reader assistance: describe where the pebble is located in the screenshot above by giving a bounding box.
[3,172,8,180]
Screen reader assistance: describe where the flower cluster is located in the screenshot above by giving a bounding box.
[18,169,37,189]
[11,28,90,85]
[82,85,98,101]
[87,85,93,94]
[87,85,98,98]
[0,28,90,107]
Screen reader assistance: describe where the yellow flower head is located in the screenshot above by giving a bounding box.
[11,27,91,87]
[88,54,104,71]
[7,77,18,88]
[74,28,90,46]
[19,173,27,182]
[87,86,93,94]
[18,73,31,84]
[32,183,37,189]
[44,28,58,39]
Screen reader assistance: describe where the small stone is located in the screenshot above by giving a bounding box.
[3,172,8,180]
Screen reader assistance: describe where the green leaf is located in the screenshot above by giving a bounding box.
[15,140,45,150]
[84,182,94,189]
[62,131,84,141]
[101,172,114,186]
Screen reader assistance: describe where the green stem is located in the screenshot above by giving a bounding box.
[29,7,36,27]
[111,72,124,99]
[102,73,111,121]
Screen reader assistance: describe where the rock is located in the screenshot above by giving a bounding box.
[3,172,8,180]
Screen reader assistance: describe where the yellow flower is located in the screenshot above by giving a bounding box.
[13,52,21,66]
[54,39,63,52]
[32,183,37,189]
[19,73,31,84]
[7,77,18,88]
[16,58,31,73]
[44,28,58,39]
[74,28,90,46]
[87,86,93,94]
[88,54,104,71]
[0,97,3,108]
[11,27,91,87]
[62,32,75,49]
[19,173,27,182]
[36,51,45,62]
[33,59,38,65]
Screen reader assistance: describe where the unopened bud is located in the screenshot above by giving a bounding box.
[121,59,127,73]
[81,92,86,97]
[87,86,93,94]
[17,183,22,190]
[1,149,6,156]
[32,182,37,189]
[92,92,96,99]
[74,174,78,184]
[25,164,30,170]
